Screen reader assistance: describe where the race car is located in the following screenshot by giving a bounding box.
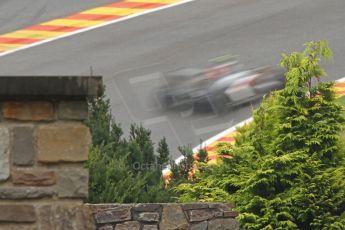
[158,63,285,114]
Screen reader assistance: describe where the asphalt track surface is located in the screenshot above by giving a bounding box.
[0,0,345,158]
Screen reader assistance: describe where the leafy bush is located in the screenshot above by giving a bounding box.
[175,41,345,229]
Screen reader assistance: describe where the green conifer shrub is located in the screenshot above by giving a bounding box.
[175,40,345,229]
[86,89,174,203]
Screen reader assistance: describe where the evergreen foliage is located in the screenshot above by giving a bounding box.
[157,137,170,167]
[169,145,195,183]
[86,90,174,203]
[174,41,345,229]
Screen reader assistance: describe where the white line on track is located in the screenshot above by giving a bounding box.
[192,117,252,153]
[193,121,235,136]
[170,117,253,166]
[0,0,195,58]
[129,73,162,84]
[142,116,167,126]
[109,78,138,122]
[336,77,345,82]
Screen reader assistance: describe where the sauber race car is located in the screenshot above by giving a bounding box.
[158,58,285,114]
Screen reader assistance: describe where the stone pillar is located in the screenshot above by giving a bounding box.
[0,76,102,230]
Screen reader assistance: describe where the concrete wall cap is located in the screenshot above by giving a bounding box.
[0,76,102,101]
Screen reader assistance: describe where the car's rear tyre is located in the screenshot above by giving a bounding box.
[208,93,229,115]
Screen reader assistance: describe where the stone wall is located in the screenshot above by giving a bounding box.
[86,203,239,230]
[0,76,239,230]
[0,76,101,230]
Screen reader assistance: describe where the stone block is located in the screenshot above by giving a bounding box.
[208,218,239,230]
[0,187,55,199]
[137,212,159,222]
[115,221,140,230]
[12,169,55,186]
[181,203,209,210]
[214,211,223,217]
[85,204,122,213]
[3,101,54,121]
[37,205,94,230]
[58,101,88,120]
[99,225,114,230]
[12,126,35,166]
[132,204,162,212]
[190,221,208,230]
[159,204,189,230]
[208,203,234,211]
[0,224,36,230]
[188,209,214,222]
[223,211,238,218]
[0,205,36,222]
[57,168,88,198]
[142,225,158,230]
[0,127,10,181]
[95,206,132,224]
[36,123,90,162]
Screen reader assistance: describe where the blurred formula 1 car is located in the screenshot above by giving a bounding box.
[158,57,285,114]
